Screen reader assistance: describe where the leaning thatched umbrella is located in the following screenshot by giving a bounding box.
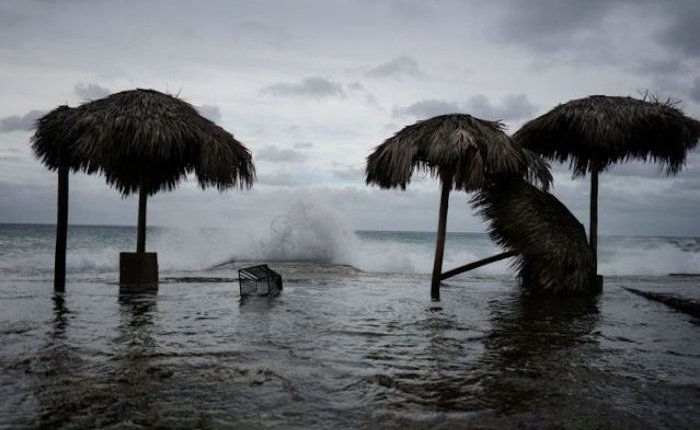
[515,95,700,272]
[32,106,101,292]
[366,114,550,300]
[63,89,255,285]
[472,177,597,295]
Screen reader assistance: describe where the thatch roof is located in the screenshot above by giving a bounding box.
[366,114,551,192]
[472,177,597,295]
[31,105,100,173]
[514,95,700,176]
[37,89,255,196]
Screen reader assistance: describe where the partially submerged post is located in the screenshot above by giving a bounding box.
[366,114,550,300]
[57,89,256,289]
[515,95,700,278]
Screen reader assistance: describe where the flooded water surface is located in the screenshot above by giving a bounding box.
[1,224,699,428]
[1,267,698,429]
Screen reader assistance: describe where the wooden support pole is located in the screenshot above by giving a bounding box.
[54,163,69,292]
[440,250,518,281]
[136,182,147,253]
[589,164,599,273]
[431,182,451,301]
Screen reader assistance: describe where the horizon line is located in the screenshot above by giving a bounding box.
[0,221,698,240]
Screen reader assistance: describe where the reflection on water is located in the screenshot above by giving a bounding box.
[1,272,698,429]
[482,294,601,416]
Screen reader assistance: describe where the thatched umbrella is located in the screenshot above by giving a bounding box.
[70,89,255,253]
[32,106,101,292]
[366,114,550,300]
[36,89,255,286]
[514,95,700,272]
[472,177,597,295]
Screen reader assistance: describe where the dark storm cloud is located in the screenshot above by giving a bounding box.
[494,0,615,49]
[656,0,700,57]
[392,94,537,121]
[196,104,222,122]
[494,0,700,57]
[256,145,307,163]
[261,77,345,99]
[605,162,671,179]
[689,78,700,104]
[635,58,689,77]
[0,110,46,133]
[0,180,55,223]
[392,99,460,118]
[74,83,110,100]
[366,56,423,79]
[387,0,436,21]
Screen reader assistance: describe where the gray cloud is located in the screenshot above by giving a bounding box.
[392,99,460,118]
[196,104,222,122]
[239,19,290,50]
[332,167,364,181]
[0,154,22,162]
[261,77,345,99]
[293,141,313,149]
[0,109,46,133]
[256,145,307,163]
[689,78,700,104]
[392,94,537,121]
[464,94,538,121]
[366,55,423,79]
[74,82,110,100]
[257,173,302,187]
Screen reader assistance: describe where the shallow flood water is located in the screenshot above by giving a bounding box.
[1,263,698,429]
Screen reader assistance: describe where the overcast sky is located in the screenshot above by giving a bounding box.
[1,0,699,236]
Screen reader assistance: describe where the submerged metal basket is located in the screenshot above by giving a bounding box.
[238,264,283,296]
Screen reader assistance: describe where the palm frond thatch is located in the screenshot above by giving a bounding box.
[31,106,100,173]
[472,177,597,295]
[366,114,550,191]
[67,89,255,196]
[514,95,700,176]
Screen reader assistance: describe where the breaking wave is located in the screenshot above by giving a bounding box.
[1,203,699,279]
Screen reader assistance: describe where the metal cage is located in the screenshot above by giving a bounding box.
[238,264,283,296]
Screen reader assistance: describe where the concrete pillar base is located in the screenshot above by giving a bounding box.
[119,252,158,291]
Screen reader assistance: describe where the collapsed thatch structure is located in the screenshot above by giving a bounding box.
[366,114,551,300]
[514,95,700,271]
[472,177,597,295]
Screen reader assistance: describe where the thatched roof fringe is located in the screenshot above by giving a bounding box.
[514,95,700,177]
[31,106,101,174]
[366,114,551,191]
[30,89,255,196]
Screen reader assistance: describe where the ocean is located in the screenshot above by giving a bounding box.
[1,221,699,429]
